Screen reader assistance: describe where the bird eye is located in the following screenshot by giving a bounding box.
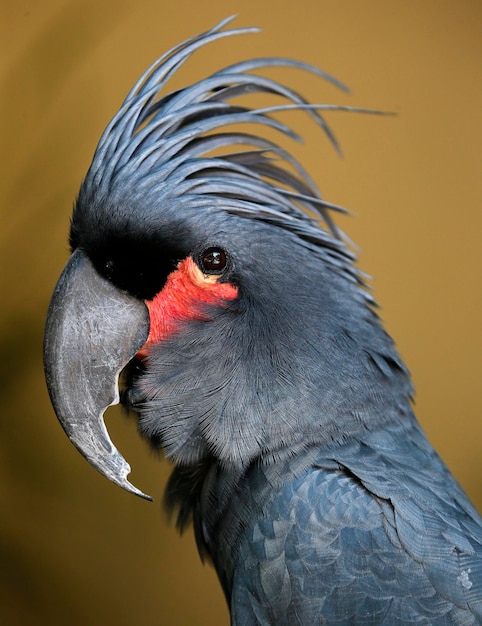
[198,247,228,275]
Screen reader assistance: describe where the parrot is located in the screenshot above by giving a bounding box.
[43,16,481,625]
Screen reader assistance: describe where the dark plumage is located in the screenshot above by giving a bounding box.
[45,17,482,624]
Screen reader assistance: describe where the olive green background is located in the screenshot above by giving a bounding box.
[1,1,480,625]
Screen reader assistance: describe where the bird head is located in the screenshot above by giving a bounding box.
[44,17,411,500]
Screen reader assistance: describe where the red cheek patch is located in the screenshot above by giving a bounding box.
[139,257,238,354]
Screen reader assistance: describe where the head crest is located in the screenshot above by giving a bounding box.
[83,16,383,286]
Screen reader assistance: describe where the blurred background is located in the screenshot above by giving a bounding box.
[1,1,480,624]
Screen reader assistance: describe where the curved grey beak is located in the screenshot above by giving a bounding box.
[43,248,151,500]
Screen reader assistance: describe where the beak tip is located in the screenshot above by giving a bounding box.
[107,458,153,501]
[65,424,153,501]
[115,474,153,501]
[129,486,154,502]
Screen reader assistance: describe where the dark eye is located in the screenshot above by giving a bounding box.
[198,247,228,275]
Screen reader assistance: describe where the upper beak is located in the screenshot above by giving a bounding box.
[43,248,151,500]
